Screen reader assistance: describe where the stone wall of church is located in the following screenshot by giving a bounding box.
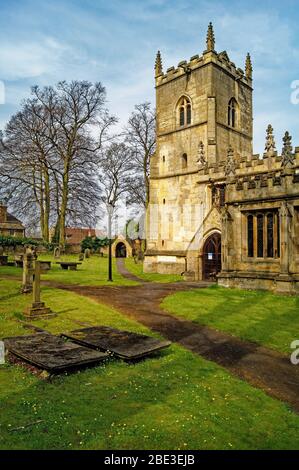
[145,31,253,280]
[218,146,299,294]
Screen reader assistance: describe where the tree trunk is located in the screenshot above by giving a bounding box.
[43,167,50,242]
[59,167,69,251]
[38,172,45,241]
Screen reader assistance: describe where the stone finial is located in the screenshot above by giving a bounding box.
[155,50,163,77]
[281,131,295,167]
[279,200,293,218]
[264,124,276,157]
[206,22,215,52]
[245,53,252,79]
[225,145,236,176]
[197,141,207,168]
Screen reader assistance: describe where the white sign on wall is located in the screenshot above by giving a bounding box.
[157,256,177,263]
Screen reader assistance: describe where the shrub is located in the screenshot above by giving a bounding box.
[81,236,109,253]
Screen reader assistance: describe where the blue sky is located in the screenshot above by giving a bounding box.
[0,0,298,152]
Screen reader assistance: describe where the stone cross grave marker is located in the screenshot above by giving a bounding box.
[24,261,55,319]
[21,246,37,293]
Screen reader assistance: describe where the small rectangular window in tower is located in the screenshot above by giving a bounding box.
[219,186,226,207]
[182,154,187,169]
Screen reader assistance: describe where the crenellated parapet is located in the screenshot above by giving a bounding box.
[222,135,299,202]
[197,126,299,181]
[155,23,252,89]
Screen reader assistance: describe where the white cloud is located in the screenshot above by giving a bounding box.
[0,0,297,154]
[0,37,71,80]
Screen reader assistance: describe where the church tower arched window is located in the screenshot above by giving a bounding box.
[177,97,191,127]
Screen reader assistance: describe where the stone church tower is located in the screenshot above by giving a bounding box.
[144,23,299,294]
[144,23,253,279]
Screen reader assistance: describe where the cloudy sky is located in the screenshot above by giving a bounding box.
[0,0,298,153]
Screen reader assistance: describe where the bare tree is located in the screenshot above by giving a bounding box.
[0,80,116,246]
[0,103,55,240]
[99,142,134,213]
[99,142,134,280]
[31,81,115,248]
[124,102,156,207]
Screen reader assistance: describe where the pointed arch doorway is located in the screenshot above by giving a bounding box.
[202,232,221,280]
[116,242,127,258]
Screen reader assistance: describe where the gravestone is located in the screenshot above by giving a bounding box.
[0,255,8,266]
[78,253,84,261]
[15,255,24,268]
[4,333,109,372]
[24,261,55,319]
[54,247,60,258]
[84,248,90,259]
[21,246,37,293]
[62,326,171,360]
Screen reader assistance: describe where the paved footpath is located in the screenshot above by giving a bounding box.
[49,259,299,414]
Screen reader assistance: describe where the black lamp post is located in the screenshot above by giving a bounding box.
[107,202,114,282]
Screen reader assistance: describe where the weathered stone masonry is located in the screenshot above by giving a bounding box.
[144,23,299,294]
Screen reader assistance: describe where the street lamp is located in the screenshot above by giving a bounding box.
[107,201,114,282]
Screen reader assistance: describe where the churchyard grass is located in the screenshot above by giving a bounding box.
[0,254,138,287]
[162,285,299,354]
[0,279,299,449]
[0,254,184,286]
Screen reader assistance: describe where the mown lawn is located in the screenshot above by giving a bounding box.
[162,285,299,354]
[124,258,183,283]
[0,279,299,449]
[0,253,184,286]
[0,254,138,287]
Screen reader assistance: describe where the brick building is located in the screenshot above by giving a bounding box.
[0,202,25,237]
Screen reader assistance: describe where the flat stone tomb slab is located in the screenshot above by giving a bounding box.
[4,333,109,372]
[62,326,171,360]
